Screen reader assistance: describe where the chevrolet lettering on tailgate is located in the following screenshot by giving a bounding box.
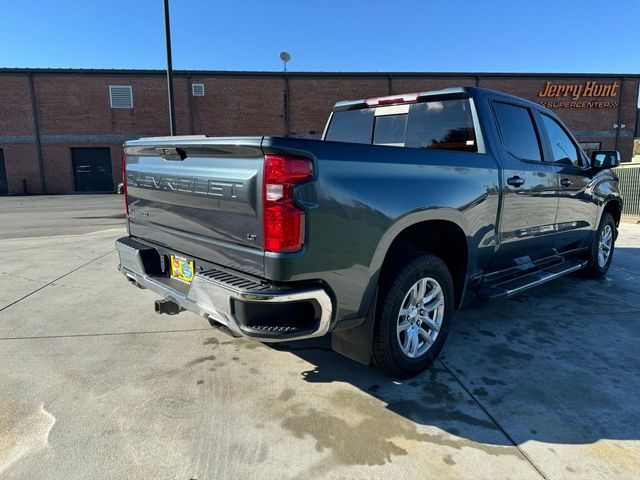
[127,172,246,201]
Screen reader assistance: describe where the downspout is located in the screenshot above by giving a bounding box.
[187,73,195,135]
[28,72,46,194]
[283,71,291,137]
[614,77,625,152]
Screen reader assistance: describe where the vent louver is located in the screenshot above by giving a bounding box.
[192,83,205,96]
[109,85,133,108]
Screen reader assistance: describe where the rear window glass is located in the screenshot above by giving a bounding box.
[493,102,542,161]
[373,114,408,146]
[405,99,477,152]
[325,109,374,144]
[325,98,478,153]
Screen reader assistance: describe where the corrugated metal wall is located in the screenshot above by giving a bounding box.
[615,163,640,222]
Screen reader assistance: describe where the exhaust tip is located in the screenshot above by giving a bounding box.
[125,274,144,290]
[207,316,242,338]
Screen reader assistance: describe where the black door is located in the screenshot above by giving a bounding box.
[490,100,560,268]
[0,149,8,194]
[538,113,599,251]
[71,148,113,192]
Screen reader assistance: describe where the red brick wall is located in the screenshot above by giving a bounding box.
[190,76,285,136]
[0,74,42,193]
[0,71,638,195]
[0,75,34,135]
[1,144,41,194]
[34,75,169,136]
[39,144,72,193]
[391,76,478,94]
[618,78,640,160]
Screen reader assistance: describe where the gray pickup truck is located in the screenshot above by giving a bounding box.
[116,87,622,377]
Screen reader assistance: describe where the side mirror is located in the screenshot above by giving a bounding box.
[591,150,621,169]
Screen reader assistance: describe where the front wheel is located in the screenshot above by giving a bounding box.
[372,254,454,378]
[581,212,616,278]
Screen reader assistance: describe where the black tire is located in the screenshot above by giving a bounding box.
[372,254,454,378]
[581,212,616,278]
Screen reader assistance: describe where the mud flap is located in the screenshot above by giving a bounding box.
[330,291,377,365]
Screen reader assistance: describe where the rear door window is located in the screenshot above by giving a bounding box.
[492,102,542,162]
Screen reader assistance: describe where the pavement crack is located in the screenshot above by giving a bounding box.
[0,328,212,341]
[0,271,44,283]
[0,250,114,313]
[438,358,550,480]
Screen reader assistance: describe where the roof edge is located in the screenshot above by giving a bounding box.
[0,67,639,78]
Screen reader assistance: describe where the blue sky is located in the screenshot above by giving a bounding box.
[1,0,639,73]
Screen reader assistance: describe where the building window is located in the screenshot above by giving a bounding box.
[192,83,205,96]
[579,142,601,159]
[109,85,133,108]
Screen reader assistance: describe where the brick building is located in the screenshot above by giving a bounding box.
[0,68,638,195]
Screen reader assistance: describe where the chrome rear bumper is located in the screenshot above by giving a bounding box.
[115,236,332,342]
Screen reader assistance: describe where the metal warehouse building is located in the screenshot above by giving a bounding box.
[0,68,638,195]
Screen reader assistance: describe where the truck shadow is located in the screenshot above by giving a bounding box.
[270,246,640,449]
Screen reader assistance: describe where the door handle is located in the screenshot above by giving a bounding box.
[560,178,572,187]
[507,176,525,187]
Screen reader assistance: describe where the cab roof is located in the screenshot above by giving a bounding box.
[332,86,543,112]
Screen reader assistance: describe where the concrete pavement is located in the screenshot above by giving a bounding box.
[0,194,124,239]
[0,195,639,479]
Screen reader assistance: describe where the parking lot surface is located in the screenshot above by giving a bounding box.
[1,195,639,480]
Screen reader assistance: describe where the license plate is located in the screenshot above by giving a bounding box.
[170,255,195,283]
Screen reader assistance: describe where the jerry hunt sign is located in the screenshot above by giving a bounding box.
[537,81,619,109]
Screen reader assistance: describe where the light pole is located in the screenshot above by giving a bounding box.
[280,52,291,137]
[163,0,177,136]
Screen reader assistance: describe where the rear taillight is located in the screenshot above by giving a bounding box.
[263,154,313,253]
[122,151,129,216]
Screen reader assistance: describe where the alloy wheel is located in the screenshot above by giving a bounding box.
[396,277,445,359]
[598,224,613,268]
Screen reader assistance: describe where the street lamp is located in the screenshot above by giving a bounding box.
[280,52,291,137]
[163,0,177,136]
[280,51,290,72]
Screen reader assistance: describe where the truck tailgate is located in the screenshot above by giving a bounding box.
[124,137,265,276]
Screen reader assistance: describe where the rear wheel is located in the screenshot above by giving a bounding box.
[372,254,454,378]
[582,212,616,278]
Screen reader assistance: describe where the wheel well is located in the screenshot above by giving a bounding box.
[380,220,468,309]
[603,200,622,227]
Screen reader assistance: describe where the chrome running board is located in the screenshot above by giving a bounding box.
[478,260,587,299]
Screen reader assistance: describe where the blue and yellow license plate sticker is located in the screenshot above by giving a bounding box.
[170,255,195,283]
